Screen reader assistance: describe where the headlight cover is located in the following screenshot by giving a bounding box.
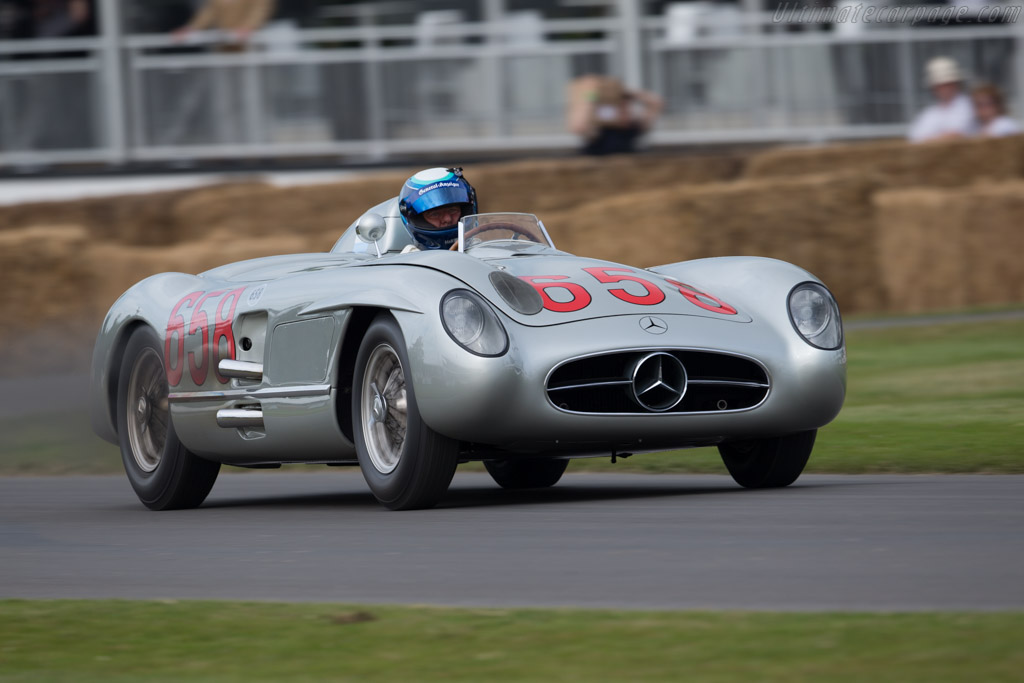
[788,282,843,350]
[440,289,509,357]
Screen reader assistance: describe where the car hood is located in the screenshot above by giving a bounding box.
[400,249,753,327]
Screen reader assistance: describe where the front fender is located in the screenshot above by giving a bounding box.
[649,256,834,345]
[89,272,207,444]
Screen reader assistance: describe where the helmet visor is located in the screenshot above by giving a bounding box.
[408,182,473,215]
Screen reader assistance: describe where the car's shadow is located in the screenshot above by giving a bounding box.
[198,475,845,512]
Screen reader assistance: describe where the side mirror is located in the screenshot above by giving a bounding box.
[356,214,387,257]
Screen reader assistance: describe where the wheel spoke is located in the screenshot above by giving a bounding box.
[361,343,409,475]
[126,347,168,474]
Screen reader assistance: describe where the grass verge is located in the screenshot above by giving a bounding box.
[1,600,1022,682]
[2,318,1022,475]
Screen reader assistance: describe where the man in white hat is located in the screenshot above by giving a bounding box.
[907,57,976,143]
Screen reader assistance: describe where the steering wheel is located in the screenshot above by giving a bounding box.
[449,223,540,251]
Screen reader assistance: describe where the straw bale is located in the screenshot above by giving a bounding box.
[0,226,94,328]
[168,176,405,241]
[0,190,191,245]
[959,182,1024,306]
[873,190,968,312]
[471,153,744,215]
[0,225,320,374]
[746,136,1024,188]
[0,155,740,254]
[546,172,885,313]
[875,181,1024,312]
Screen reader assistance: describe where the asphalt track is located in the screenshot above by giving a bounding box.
[2,472,1021,611]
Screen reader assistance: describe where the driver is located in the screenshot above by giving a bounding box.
[399,167,478,251]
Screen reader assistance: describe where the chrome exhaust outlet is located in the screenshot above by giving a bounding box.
[216,408,264,429]
[218,359,263,381]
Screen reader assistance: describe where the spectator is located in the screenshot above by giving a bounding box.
[33,0,93,39]
[567,75,663,156]
[0,0,33,41]
[172,0,275,45]
[908,57,975,143]
[971,83,1021,137]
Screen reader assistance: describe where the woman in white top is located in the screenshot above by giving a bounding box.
[971,84,1022,138]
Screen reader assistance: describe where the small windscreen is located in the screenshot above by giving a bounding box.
[457,213,554,252]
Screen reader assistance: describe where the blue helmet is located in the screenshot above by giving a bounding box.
[399,167,478,250]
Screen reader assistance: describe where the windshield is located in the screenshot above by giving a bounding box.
[456,213,555,252]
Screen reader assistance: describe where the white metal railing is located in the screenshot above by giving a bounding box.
[1,0,1023,167]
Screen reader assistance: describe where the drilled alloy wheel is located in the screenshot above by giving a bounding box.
[125,347,169,473]
[360,343,409,475]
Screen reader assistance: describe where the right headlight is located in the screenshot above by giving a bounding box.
[788,282,843,350]
[440,289,509,357]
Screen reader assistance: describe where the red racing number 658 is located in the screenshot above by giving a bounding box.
[165,287,245,387]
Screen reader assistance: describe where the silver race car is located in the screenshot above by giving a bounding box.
[91,201,846,510]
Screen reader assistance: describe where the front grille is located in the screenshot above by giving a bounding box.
[546,349,769,414]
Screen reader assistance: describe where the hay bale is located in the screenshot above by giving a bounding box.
[875,181,1024,312]
[545,172,885,314]
[0,226,99,374]
[0,224,325,375]
[873,189,969,312]
[0,155,741,254]
[0,190,192,245]
[169,175,405,241]
[0,226,94,328]
[960,182,1024,306]
[471,153,744,215]
[746,136,1024,188]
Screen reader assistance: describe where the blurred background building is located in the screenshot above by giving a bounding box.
[1,0,1022,169]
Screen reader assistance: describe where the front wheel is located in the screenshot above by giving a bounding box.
[116,326,220,510]
[352,314,459,510]
[718,430,816,489]
[484,458,568,489]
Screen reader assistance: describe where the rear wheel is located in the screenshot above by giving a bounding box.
[485,458,568,489]
[352,314,459,510]
[117,326,220,510]
[718,430,816,489]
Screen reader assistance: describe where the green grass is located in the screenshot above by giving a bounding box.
[2,317,1022,475]
[1,600,1022,682]
[0,410,120,475]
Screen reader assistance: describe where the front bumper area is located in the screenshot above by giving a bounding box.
[403,311,846,454]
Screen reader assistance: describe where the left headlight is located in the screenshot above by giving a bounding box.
[440,289,509,357]
[788,282,843,350]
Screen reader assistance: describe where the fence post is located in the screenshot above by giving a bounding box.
[615,0,644,90]
[898,34,916,134]
[97,0,128,164]
[482,0,507,138]
[1016,14,1024,124]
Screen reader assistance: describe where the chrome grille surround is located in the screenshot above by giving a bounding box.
[545,347,771,416]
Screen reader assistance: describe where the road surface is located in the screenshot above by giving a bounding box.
[1,472,1020,611]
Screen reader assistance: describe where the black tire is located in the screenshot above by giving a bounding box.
[352,314,459,510]
[116,326,220,510]
[484,458,568,490]
[718,430,816,489]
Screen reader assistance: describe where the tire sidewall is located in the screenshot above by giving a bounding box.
[485,458,568,489]
[719,430,816,488]
[351,315,432,506]
[116,326,189,507]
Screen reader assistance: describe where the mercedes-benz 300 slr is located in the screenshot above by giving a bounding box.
[91,201,846,510]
